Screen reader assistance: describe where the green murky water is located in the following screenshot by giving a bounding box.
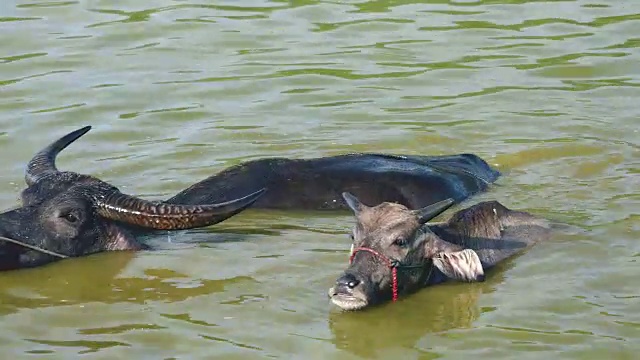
[0,0,638,358]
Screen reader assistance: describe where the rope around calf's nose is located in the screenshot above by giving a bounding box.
[349,247,433,303]
[349,247,400,302]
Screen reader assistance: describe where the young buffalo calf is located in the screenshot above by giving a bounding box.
[329,192,552,311]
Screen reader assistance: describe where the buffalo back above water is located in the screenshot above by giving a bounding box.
[168,153,500,210]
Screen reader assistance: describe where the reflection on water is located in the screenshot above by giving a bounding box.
[0,252,250,315]
[0,0,639,358]
[329,280,493,358]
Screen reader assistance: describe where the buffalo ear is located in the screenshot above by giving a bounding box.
[431,249,485,282]
[342,192,366,214]
[412,198,455,224]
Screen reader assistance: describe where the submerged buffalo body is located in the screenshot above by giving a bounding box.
[168,151,500,211]
[0,126,500,271]
[329,192,552,311]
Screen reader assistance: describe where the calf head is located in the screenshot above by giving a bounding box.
[0,126,265,270]
[329,192,484,311]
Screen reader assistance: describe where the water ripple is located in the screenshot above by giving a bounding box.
[0,52,47,64]
[16,1,78,8]
[78,323,167,335]
[0,70,72,87]
[26,339,130,355]
[313,18,414,32]
[0,17,41,22]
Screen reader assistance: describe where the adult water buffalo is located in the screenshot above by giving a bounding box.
[167,149,500,210]
[0,126,500,271]
[0,127,266,271]
[329,192,552,311]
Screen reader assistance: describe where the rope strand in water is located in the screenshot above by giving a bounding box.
[0,236,68,259]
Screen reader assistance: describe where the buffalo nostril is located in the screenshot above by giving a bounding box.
[337,273,361,289]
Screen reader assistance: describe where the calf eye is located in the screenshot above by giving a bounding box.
[393,237,407,247]
[348,233,355,241]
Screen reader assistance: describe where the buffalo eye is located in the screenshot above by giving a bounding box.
[393,237,407,247]
[60,211,80,224]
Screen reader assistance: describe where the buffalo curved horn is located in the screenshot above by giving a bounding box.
[25,126,92,186]
[94,188,267,230]
[412,198,455,224]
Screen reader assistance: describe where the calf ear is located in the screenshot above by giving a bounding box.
[431,249,485,282]
[342,192,365,214]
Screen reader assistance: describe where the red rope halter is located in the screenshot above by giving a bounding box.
[349,247,400,302]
